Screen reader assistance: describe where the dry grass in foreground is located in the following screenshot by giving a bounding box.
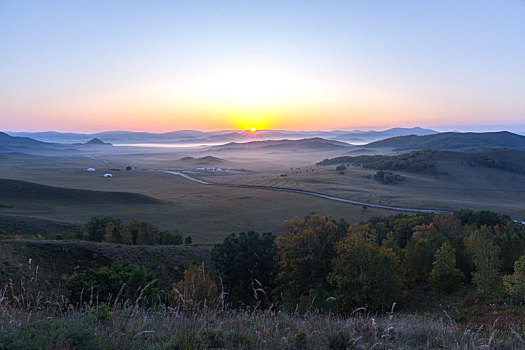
[1,275,524,350]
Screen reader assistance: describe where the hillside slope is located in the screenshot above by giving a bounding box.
[0,178,163,204]
[0,240,210,291]
[212,137,352,151]
[366,131,525,151]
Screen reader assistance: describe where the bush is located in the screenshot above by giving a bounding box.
[374,170,405,184]
[66,263,158,304]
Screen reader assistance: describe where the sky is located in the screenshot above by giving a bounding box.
[0,1,524,132]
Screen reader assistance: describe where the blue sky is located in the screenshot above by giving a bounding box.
[0,1,524,132]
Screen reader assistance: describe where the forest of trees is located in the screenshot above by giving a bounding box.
[85,216,189,245]
[65,210,525,316]
[317,149,437,173]
[206,210,525,313]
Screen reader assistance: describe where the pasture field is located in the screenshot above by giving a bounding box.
[202,152,525,219]
[0,152,392,244]
[2,145,525,244]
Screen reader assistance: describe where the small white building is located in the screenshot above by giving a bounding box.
[196,167,205,171]
[103,173,113,178]
[86,168,96,172]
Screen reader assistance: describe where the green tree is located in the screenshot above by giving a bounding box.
[127,220,160,245]
[275,214,338,310]
[370,249,402,312]
[212,231,278,306]
[328,224,379,312]
[503,255,525,303]
[465,226,501,295]
[86,216,121,242]
[160,230,183,245]
[428,242,464,294]
[403,232,447,286]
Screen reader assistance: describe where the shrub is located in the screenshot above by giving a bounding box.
[66,263,158,304]
[374,170,405,184]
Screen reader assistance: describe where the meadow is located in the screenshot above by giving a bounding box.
[0,150,395,244]
[1,144,525,244]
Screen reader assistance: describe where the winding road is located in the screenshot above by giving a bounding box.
[158,170,446,214]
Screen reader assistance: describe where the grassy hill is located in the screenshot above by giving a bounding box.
[0,214,82,237]
[212,137,352,151]
[317,149,525,176]
[366,131,525,151]
[0,178,162,204]
[317,149,437,173]
[0,131,52,146]
[0,239,210,291]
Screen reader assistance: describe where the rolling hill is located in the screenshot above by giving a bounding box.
[0,131,77,155]
[0,131,52,147]
[318,148,525,175]
[0,239,210,291]
[333,127,436,143]
[365,131,525,151]
[211,137,352,151]
[0,178,163,204]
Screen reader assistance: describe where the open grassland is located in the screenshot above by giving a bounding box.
[0,154,392,244]
[204,154,525,219]
[2,146,525,245]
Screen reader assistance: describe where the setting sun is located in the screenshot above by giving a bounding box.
[250,127,257,133]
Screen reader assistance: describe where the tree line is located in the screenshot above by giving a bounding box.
[208,210,525,312]
[66,210,525,315]
[85,216,192,245]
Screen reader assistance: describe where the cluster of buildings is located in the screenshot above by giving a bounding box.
[195,167,229,173]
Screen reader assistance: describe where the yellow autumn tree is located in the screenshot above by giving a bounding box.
[119,227,133,245]
[171,265,217,310]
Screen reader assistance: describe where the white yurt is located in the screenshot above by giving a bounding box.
[103,173,112,178]
[86,168,96,172]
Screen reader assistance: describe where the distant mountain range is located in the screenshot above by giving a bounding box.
[366,131,525,151]
[0,132,111,155]
[3,129,525,155]
[7,127,437,145]
[0,132,51,146]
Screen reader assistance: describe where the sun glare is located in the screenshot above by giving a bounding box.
[250,127,257,133]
